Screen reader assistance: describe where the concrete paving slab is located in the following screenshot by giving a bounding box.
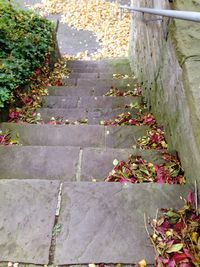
[105,125,149,148]
[81,148,166,181]
[0,179,59,264]
[0,123,105,147]
[54,182,191,264]
[0,146,80,180]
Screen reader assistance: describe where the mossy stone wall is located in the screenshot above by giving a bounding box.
[129,0,200,182]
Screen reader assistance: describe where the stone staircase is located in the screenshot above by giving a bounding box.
[0,58,190,265]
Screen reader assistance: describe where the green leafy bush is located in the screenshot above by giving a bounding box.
[0,0,54,107]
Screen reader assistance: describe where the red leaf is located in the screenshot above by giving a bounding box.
[172,253,188,263]
[186,191,194,204]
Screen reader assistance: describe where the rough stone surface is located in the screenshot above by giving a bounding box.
[38,108,88,122]
[42,96,79,109]
[0,123,105,147]
[129,0,200,181]
[0,146,80,180]
[48,86,94,96]
[78,96,141,109]
[0,123,149,149]
[55,182,191,265]
[81,148,166,181]
[0,179,60,264]
[105,125,149,148]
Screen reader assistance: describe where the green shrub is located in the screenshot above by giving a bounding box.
[0,0,54,107]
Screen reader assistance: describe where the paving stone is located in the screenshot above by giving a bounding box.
[105,125,149,148]
[42,96,79,109]
[78,96,141,109]
[0,146,80,180]
[54,182,191,264]
[69,73,99,79]
[47,86,94,96]
[74,78,136,89]
[88,108,140,125]
[80,147,166,181]
[0,179,60,264]
[37,107,140,124]
[62,78,77,86]
[66,58,132,74]
[0,123,105,147]
[38,108,87,122]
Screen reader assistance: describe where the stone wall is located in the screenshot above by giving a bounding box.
[129,0,200,182]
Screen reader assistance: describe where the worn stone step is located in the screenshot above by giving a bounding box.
[0,147,165,181]
[42,96,141,109]
[69,72,116,79]
[0,179,59,264]
[54,182,191,264]
[0,146,80,180]
[48,86,94,96]
[66,58,132,74]
[62,78,136,90]
[37,107,140,124]
[80,147,166,181]
[0,123,149,148]
[48,85,130,96]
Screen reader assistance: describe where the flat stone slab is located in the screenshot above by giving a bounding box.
[105,125,149,148]
[38,108,88,122]
[55,182,191,264]
[81,148,166,181]
[0,179,59,264]
[0,146,80,180]
[66,58,132,74]
[48,86,94,96]
[62,78,136,90]
[42,96,79,109]
[0,123,148,148]
[42,96,141,109]
[38,107,140,124]
[47,86,131,97]
[0,124,105,147]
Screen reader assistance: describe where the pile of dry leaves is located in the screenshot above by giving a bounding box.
[105,153,185,184]
[32,0,130,59]
[150,192,200,266]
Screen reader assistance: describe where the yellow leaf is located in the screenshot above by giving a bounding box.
[138,259,147,267]
[191,232,198,244]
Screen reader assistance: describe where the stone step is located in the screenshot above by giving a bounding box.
[68,72,113,79]
[54,182,191,265]
[37,107,140,125]
[0,123,149,148]
[0,146,165,181]
[66,57,132,74]
[48,85,131,96]
[0,146,80,180]
[42,96,141,109]
[0,180,191,264]
[0,179,60,264]
[62,78,136,89]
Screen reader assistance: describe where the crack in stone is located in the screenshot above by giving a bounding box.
[48,182,63,265]
[76,148,83,182]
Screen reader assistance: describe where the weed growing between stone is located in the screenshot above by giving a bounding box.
[149,193,200,266]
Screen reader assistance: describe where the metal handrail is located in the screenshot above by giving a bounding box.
[120,5,200,23]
